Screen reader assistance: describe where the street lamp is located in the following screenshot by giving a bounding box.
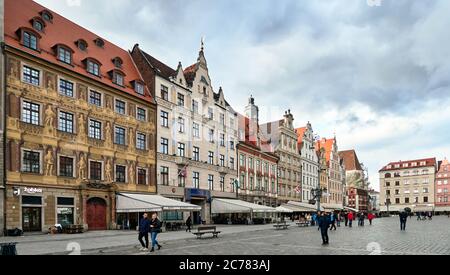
[310,187,328,212]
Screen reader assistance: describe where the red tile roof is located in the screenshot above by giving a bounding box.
[315,138,335,165]
[5,0,152,103]
[183,63,197,86]
[339,150,363,171]
[295,127,307,147]
[379,158,437,172]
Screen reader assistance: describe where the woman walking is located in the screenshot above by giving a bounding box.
[150,213,162,252]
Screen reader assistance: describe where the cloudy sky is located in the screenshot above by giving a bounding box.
[35,0,450,191]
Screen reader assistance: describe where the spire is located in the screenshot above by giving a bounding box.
[200,36,205,52]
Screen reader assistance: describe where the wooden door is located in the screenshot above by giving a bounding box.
[86,198,107,230]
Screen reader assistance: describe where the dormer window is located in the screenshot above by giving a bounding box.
[40,10,53,22]
[112,57,123,69]
[109,70,125,86]
[84,58,101,76]
[134,81,145,96]
[94,38,105,48]
[76,39,88,51]
[32,18,45,32]
[53,44,74,65]
[18,28,41,51]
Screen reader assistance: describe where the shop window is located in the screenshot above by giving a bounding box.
[22,196,42,205]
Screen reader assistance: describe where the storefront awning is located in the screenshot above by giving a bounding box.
[117,193,201,213]
[413,205,434,212]
[379,205,405,212]
[286,201,323,212]
[344,206,359,212]
[435,206,450,212]
[212,199,278,214]
[322,204,344,211]
[276,206,294,213]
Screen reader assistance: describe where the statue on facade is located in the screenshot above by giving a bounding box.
[44,105,56,128]
[46,74,55,91]
[128,129,134,148]
[44,150,54,176]
[78,114,86,141]
[78,154,87,180]
[128,163,135,184]
[105,122,112,146]
[105,159,113,183]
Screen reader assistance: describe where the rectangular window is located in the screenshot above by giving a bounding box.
[220,155,225,167]
[423,197,429,203]
[193,147,200,162]
[23,31,38,50]
[239,154,245,167]
[115,99,126,115]
[115,126,126,145]
[208,107,214,120]
[58,47,72,64]
[161,85,169,101]
[178,143,185,157]
[192,100,199,114]
[193,172,200,189]
[160,138,169,154]
[178,169,186,187]
[58,111,74,133]
[220,133,225,147]
[90,161,102,181]
[230,157,235,170]
[209,129,214,143]
[137,168,147,185]
[220,176,225,192]
[137,108,146,121]
[22,150,40,174]
[22,101,40,125]
[220,113,225,125]
[135,82,144,95]
[177,93,185,107]
[178,117,185,133]
[114,73,124,86]
[193,123,200,138]
[89,91,102,107]
[89,120,102,140]
[137,133,147,150]
[161,167,169,186]
[59,79,74,97]
[115,165,126,183]
[59,156,74,177]
[87,60,100,76]
[208,151,214,165]
[23,66,40,86]
[230,140,235,150]
[161,111,169,128]
[208,175,214,191]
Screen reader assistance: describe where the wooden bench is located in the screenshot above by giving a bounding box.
[193,226,221,239]
[273,222,290,230]
[64,225,84,234]
[296,220,310,227]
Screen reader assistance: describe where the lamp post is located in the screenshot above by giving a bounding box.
[311,187,328,212]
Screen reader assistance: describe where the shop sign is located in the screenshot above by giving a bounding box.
[23,187,43,194]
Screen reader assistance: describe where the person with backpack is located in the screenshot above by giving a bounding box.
[149,213,162,252]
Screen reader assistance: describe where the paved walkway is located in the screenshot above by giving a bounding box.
[0,223,287,255]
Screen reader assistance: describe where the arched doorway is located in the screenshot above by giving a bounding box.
[86,197,107,230]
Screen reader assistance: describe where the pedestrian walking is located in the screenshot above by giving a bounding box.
[149,213,162,252]
[330,212,337,231]
[344,212,349,227]
[348,212,354,227]
[318,212,331,245]
[399,211,408,231]
[368,213,375,225]
[185,215,192,232]
[138,213,150,251]
[359,212,365,227]
[336,212,341,227]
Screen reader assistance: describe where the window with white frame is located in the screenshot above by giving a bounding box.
[23,66,40,86]
[22,101,40,125]
[219,133,225,147]
[161,111,169,128]
[115,99,126,115]
[193,123,200,138]
[22,149,41,174]
[58,111,74,133]
[220,155,225,167]
[136,133,147,150]
[59,79,74,97]
[89,119,102,140]
[208,174,214,191]
[178,117,185,133]
[193,147,200,162]
[137,107,146,121]
[178,143,185,157]
[160,138,169,154]
[208,151,214,165]
[193,172,200,189]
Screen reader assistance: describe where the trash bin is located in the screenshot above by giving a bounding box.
[1,243,18,256]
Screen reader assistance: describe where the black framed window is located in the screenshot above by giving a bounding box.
[115,127,126,145]
[33,20,44,32]
[58,111,74,133]
[137,108,146,121]
[193,123,200,138]
[161,167,169,186]
[208,175,214,191]
[220,176,225,192]
[230,140,235,150]
[193,172,200,189]
[90,161,102,181]
[59,156,74,177]
[89,120,102,140]
[161,111,169,127]
[178,169,186,187]
[58,47,72,64]
[113,72,124,86]
[220,113,225,125]
[23,31,38,50]
[193,147,200,162]
[115,165,126,183]
[23,66,40,85]
[137,168,147,185]
[89,91,102,106]
[220,133,225,146]
[177,93,185,107]
[178,143,185,157]
[178,117,185,133]
[161,85,169,101]
[87,60,100,76]
[22,150,41,174]
[137,133,146,150]
[230,157,235,169]
[220,155,225,167]
[22,101,40,125]
[208,151,214,165]
[59,79,74,97]
[115,100,126,115]
[192,100,199,114]
[160,138,169,154]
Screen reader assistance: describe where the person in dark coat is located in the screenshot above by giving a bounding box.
[344,212,349,227]
[186,215,192,232]
[399,211,408,231]
[138,213,150,251]
[150,213,162,252]
[318,212,331,245]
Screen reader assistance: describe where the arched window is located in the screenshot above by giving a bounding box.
[83,58,102,76]
[94,38,105,48]
[17,27,41,51]
[109,69,126,86]
[112,57,123,69]
[40,10,53,22]
[76,39,88,51]
[53,44,74,65]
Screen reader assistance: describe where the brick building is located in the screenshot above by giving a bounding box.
[339,150,369,212]
[4,0,156,233]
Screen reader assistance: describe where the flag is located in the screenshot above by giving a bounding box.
[294,186,301,194]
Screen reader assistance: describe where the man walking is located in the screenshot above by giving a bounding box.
[359,212,365,227]
[329,212,337,231]
[185,215,192,233]
[400,211,408,231]
[150,213,163,252]
[344,212,349,227]
[318,212,331,245]
[138,213,150,251]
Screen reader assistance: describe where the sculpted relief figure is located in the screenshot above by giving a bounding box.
[78,114,86,141]
[105,159,113,183]
[105,122,112,146]
[44,105,56,128]
[78,154,87,180]
[44,150,54,176]
[128,163,135,185]
[128,129,134,149]
[46,74,55,91]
